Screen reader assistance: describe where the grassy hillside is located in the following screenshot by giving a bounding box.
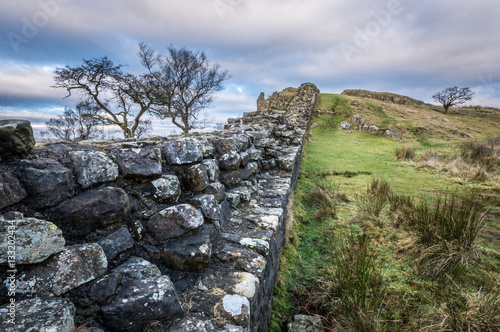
[271,93,500,331]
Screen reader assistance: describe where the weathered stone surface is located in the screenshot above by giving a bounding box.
[222,295,251,326]
[113,256,161,279]
[288,315,325,332]
[202,158,220,182]
[226,192,241,206]
[190,293,250,327]
[16,243,108,297]
[0,298,75,332]
[49,187,132,237]
[219,152,241,170]
[0,119,35,157]
[340,121,351,130]
[215,244,267,278]
[221,233,269,256]
[210,137,238,155]
[0,171,26,209]
[0,217,65,265]
[217,272,260,300]
[245,214,279,231]
[147,204,204,241]
[220,170,241,187]
[116,147,162,179]
[89,272,123,303]
[227,186,253,202]
[162,232,212,272]
[246,146,262,161]
[169,318,244,332]
[97,227,134,260]
[277,150,298,171]
[18,158,75,208]
[163,137,204,165]
[203,181,226,201]
[101,275,184,332]
[70,150,119,188]
[187,194,221,223]
[183,163,209,192]
[140,174,181,203]
[241,161,259,180]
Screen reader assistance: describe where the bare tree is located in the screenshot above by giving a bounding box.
[53,57,153,138]
[135,119,153,138]
[432,87,474,114]
[139,43,229,134]
[46,104,103,142]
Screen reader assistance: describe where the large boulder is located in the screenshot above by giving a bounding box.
[101,275,184,332]
[0,298,75,332]
[16,243,108,297]
[18,158,76,208]
[162,138,204,165]
[70,150,119,188]
[49,187,133,237]
[182,163,209,192]
[0,119,35,157]
[0,171,27,209]
[0,216,65,265]
[116,147,162,180]
[147,204,204,241]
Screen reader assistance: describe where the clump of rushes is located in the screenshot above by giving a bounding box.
[306,178,339,219]
[461,137,500,172]
[409,191,486,277]
[395,144,416,161]
[422,284,500,331]
[326,233,386,331]
[356,179,391,223]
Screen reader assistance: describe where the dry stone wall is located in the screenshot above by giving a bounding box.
[0,83,319,332]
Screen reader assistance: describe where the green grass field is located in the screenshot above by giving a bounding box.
[271,93,500,331]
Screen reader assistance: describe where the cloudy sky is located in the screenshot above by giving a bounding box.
[1,0,499,137]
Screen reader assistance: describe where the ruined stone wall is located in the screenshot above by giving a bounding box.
[0,83,319,332]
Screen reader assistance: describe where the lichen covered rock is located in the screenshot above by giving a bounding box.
[0,216,65,265]
[70,150,119,188]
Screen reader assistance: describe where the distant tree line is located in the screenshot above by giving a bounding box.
[48,43,229,141]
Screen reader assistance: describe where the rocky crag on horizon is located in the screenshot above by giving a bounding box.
[0,83,319,332]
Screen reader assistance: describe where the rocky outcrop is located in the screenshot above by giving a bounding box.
[0,83,319,331]
[342,89,425,106]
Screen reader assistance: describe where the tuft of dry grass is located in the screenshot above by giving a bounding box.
[356,179,391,224]
[421,284,500,331]
[306,178,340,219]
[395,145,417,161]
